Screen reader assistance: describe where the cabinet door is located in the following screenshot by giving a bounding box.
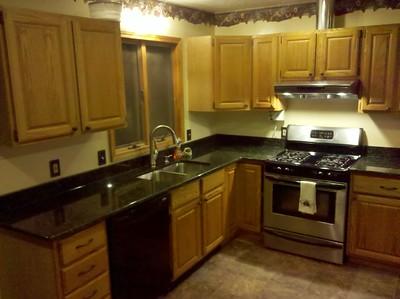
[3,9,79,143]
[348,194,400,265]
[171,198,202,280]
[359,25,399,111]
[279,32,316,81]
[224,164,237,241]
[253,35,279,109]
[202,187,224,254]
[214,37,251,110]
[73,19,126,132]
[316,28,361,80]
[236,163,262,232]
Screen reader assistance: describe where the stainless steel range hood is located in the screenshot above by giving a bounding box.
[275,80,360,100]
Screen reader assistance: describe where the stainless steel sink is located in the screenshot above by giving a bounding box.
[137,170,186,181]
[161,160,210,175]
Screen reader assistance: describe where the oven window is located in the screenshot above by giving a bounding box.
[272,184,336,223]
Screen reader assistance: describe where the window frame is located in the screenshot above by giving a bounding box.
[109,33,184,162]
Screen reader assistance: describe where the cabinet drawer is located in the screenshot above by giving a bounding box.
[202,169,225,193]
[59,222,107,266]
[353,175,400,198]
[62,247,109,295]
[171,181,200,210]
[65,272,110,299]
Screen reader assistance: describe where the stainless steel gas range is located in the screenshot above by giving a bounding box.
[263,125,363,264]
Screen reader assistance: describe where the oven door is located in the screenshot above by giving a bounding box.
[264,173,347,243]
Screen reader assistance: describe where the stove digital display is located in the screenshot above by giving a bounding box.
[310,130,334,139]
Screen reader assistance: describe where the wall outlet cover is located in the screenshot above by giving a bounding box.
[49,159,61,177]
[98,150,106,166]
[186,129,192,141]
[281,127,287,139]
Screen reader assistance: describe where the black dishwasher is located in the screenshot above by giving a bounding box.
[107,194,171,299]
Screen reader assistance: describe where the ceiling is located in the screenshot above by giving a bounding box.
[161,0,316,13]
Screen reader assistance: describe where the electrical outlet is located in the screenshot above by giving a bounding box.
[281,127,287,139]
[49,159,61,177]
[186,129,192,141]
[98,150,106,166]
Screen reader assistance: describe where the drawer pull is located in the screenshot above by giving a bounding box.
[380,186,398,191]
[83,289,98,299]
[78,264,96,277]
[75,238,94,250]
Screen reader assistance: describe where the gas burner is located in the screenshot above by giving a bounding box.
[314,154,354,170]
[274,150,312,164]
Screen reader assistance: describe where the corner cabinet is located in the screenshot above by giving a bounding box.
[0,222,112,299]
[279,28,361,82]
[0,8,126,144]
[348,174,400,267]
[359,25,399,111]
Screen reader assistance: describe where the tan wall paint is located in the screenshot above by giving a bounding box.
[212,8,400,147]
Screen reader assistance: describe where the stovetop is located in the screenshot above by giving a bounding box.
[265,150,361,182]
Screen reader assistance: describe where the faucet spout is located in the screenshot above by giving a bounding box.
[150,125,180,169]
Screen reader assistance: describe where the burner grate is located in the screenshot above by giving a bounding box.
[274,150,312,164]
[314,154,353,170]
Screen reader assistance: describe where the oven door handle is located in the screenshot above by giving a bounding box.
[264,228,343,249]
[264,173,347,190]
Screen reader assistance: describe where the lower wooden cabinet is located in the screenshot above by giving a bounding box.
[0,222,112,299]
[348,174,400,266]
[236,163,262,232]
[170,169,225,280]
[223,164,238,241]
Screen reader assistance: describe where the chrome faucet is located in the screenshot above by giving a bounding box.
[150,125,180,169]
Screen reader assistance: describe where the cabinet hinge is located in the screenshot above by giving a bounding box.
[13,129,18,142]
[212,39,215,47]
[139,90,145,100]
[359,30,364,39]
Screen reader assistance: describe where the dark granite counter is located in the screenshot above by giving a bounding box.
[350,147,400,177]
[0,137,283,240]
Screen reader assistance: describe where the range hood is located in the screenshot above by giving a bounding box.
[275,80,360,100]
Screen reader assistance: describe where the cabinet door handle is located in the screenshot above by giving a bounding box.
[309,73,313,77]
[82,289,97,299]
[72,127,78,132]
[75,238,94,250]
[380,186,398,191]
[320,72,324,77]
[78,264,96,277]
[85,126,91,131]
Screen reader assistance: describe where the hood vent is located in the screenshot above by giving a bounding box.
[317,0,335,30]
[274,80,360,100]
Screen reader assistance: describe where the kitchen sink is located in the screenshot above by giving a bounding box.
[161,160,210,175]
[137,170,187,181]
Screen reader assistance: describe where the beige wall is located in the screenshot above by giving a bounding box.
[212,8,400,147]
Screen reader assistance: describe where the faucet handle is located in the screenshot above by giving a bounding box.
[164,154,173,165]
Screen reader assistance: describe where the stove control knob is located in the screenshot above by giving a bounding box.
[318,171,323,175]
[284,167,290,172]
[327,172,332,176]
[276,166,282,171]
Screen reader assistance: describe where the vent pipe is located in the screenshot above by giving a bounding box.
[317,0,335,29]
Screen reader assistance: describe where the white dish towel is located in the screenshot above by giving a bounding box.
[298,181,317,215]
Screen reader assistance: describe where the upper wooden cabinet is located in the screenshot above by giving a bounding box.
[1,9,80,143]
[279,28,361,81]
[73,18,126,132]
[279,32,316,81]
[252,35,282,110]
[359,25,399,111]
[187,36,252,111]
[0,8,126,144]
[214,37,252,110]
[316,28,361,80]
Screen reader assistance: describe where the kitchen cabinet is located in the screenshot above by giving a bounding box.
[187,36,252,111]
[359,25,399,111]
[279,28,360,81]
[348,174,400,266]
[279,32,316,81]
[223,164,238,241]
[170,169,225,280]
[0,8,126,144]
[236,163,262,233]
[252,35,282,110]
[0,222,112,299]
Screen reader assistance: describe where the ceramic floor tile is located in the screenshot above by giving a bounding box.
[166,236,400,299]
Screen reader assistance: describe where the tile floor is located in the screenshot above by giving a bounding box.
[166,236,400,299]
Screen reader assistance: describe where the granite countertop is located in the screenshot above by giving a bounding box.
[0,143,282,241]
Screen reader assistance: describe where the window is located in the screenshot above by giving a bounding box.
[109,34,183,161]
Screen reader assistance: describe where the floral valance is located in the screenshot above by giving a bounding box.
[121,0,400,27]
